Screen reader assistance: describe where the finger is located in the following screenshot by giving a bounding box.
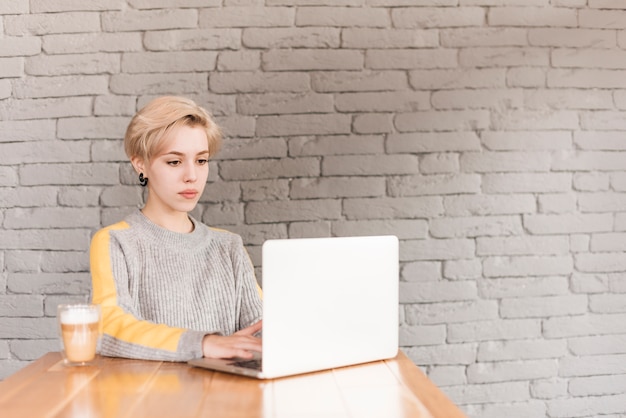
[236,320,263,336]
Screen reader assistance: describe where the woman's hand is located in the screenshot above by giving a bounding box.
[202,320,263,359]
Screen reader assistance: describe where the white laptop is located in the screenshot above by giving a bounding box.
[189,235,399,379]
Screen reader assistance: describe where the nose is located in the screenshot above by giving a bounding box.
[183,162,197,183]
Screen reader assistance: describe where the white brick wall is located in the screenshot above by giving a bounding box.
[1,2,625,416]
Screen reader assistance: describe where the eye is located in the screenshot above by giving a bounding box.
[167,160,181,166]
[197,159,208,165]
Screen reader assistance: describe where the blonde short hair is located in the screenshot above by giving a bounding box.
[124,96,222,161]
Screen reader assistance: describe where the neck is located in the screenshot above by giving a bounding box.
[140,207,194,234]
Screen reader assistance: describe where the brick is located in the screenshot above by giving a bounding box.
[322,155,419,176]
[432,89,523,110]
[312,71,408,92]
[580,9,626,29]
[32,0,124,12]
[200,7,293,28]
[0,120,56,142]
[479,277,570,299]
[0,57,24,78]
[590,294,626,313]
[14,75,108,98]
[0,80,9,99]
[220,158,319,181]
[409,68,506,90]
[477,236,569,256]
[577,253,626,273]
[460,47,549,67]
[554,150,626,171]
[0,37,41,57]
[441,28,527,47]
[570,235,591,253]
[405,300,498,325]
[256,114,351,136]
[466,401,547,418]
[95,97,136,117]
[346,28,438,49]
[217,137,286,160]
[590,0,626,8]
[482,131,572,151]
[392,7,484,28]
[43,33,142,54]
[449,318,541,343]
[430,215,524,238]
[111,73,208,95]
[478,339,567,362]
[544,313,626,338]
[0,167,18,187]
[145,29,241,51]
[332,219,428,239]
[269,0,362,4]
[0,318,58,338]
[531,379,569,400]
[570,272,609,294]
[337,91,430,113]
[366,49,457,70]
[538,193,576,213]
[444,382,531,405]
[245,199,342,223]
[569,334,626,356]
[58,117,127,140]
[344,197,443,220]
[243,27,339,48]
[405,343,477,366]
[238,93,333,115]
[507,67,546,87]
[592,233,626,252]
[401,239,475,262]
[121,51,218,74]
[210,72,310,93]
[569,374,626,397]
[489,6,577,27]
[399,281,477,303]
[554,48,626,70]
[484,255,573,277]
[443,259,482,280]
[10,339,58,361]
[402,261,441,282]
[100,186,143,207]
[579,192,626,213]
[353,113,394,134]
[529,28,615,48]
[387,132,481,153]
[525,89,612,110]
[201,201,244,226]
[419,153,459,174]
[0,295,44,317]
[0,0,29,14]
[548,69,626,88]
[217,51,261,71]
[502,294,587,318]
[0,97,92,120]
[482,173,572,193]
[214,115,256,138]
[445,194,536,217]
[263,49,363,71]
[58,187,101,207]
[493,109,579,130]
[102,9,197,32]
[19,163,119,186]
[225,224,287,246]
[25,54,120,76]
[0,187,57,208]
[289,135,384,156]
[129,0,221,7]
[462,151,551,173]
[560,354,626,378]
[0,141,90,165]
[296,7,389,27]
[399,325,446,347]
[469,359,558,384]
[287,222,330,239]
[4,12,100,35]
[388,174,481,196]
[290,177,385,199]
[395,110,490,132]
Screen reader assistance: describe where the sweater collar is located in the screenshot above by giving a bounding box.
[127,209,207,248]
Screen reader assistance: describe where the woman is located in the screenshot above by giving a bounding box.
[90,96,262,361]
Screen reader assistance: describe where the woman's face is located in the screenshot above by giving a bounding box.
[141,124,210,216]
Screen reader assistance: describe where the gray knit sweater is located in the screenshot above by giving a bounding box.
[90,210,263,361]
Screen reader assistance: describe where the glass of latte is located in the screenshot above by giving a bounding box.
[57,304,101,366]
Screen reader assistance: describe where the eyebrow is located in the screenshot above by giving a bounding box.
[161,150,210,157]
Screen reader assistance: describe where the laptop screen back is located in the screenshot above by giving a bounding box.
[261,235,399,378]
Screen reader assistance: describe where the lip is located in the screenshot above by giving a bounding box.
[179,189,199,199]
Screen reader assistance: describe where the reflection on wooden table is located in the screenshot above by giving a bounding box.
[0,351,466,418]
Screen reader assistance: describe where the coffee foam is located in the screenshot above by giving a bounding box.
[60,308,99,325]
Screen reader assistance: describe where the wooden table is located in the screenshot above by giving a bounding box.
[0,351,466,418]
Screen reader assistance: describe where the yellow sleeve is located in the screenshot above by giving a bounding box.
[90,222,187,355]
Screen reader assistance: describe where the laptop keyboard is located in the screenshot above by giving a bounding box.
[229,359,262,370]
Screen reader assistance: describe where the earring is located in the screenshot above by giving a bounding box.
[139,173,148,187]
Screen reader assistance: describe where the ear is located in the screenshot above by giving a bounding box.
[130,156,145,175]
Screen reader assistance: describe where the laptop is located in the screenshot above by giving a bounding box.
[189,235,399,379]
